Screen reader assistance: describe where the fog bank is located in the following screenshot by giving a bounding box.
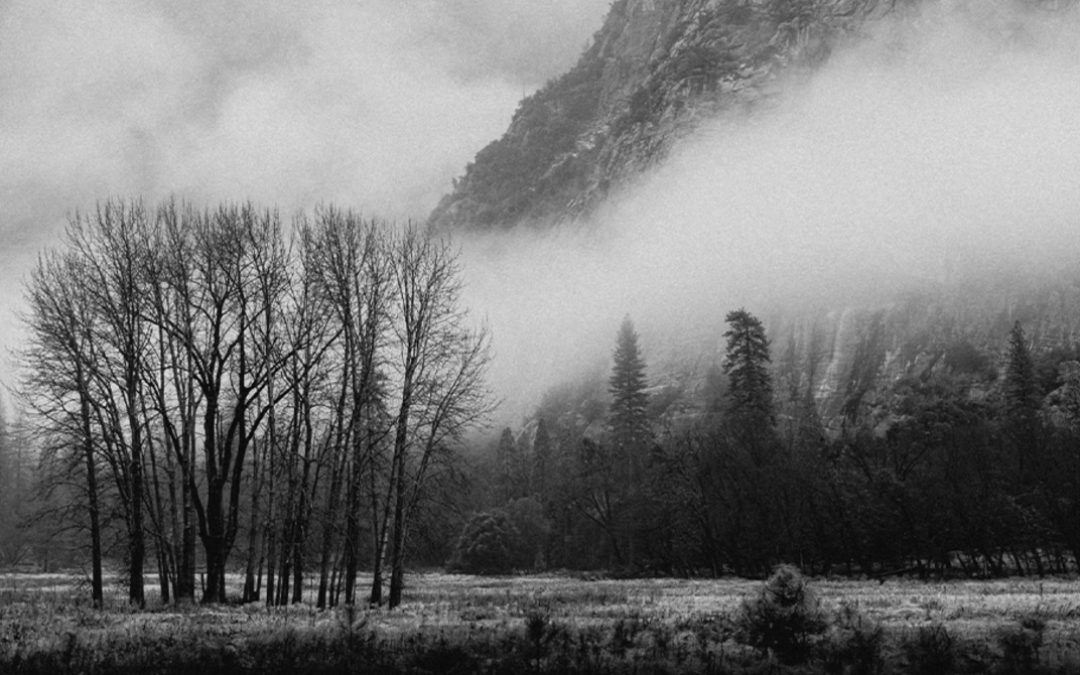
[0,0,610,385]
[462,1,1080,421]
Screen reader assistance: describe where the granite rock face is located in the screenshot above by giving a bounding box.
[429,0,912,230]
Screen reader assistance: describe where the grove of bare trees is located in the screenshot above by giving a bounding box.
[21,199,492,608]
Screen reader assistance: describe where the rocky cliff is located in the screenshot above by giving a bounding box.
[429,0,911,230]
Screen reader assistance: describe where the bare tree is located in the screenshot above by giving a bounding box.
[381,226,493,609]
[144,204,297,603]
[305,209,393,607]
[21,200,491,610]
[64,201,154,607]
[23,252,106,606]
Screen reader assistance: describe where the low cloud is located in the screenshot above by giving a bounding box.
[0,0,609,385]
[462,0,1080,421]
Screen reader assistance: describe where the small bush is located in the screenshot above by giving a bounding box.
[523,605,556,668]
[446,510,520,574]
[821,602,884,675]
[996,614,1045,674]
[735,564,827,664]
[903,623,955,675]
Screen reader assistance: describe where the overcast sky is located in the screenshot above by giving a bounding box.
[0,0,611,391]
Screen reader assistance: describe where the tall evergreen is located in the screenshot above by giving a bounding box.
[1004,321,1040,474]
[496,427,520,502]
[606,316,651,569]
[609,316,650,454]
[723,309,775,429]
[532,417,552,500]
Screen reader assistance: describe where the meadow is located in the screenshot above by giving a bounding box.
[2,570,1080,673]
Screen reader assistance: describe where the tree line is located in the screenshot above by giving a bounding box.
[20,199,491,607]
[456,310,1080,579]
[15,199,1080,603]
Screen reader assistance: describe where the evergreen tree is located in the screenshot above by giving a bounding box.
[532,417,552,500]
[723,309,775,428]
[609,316,650,456]
[606,316,652,569]
[496,427,520,502]
[1004,321,1041,474]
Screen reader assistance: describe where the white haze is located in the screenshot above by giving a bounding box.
[0,0,610,389]
[462,1,1080,421]
[3,1,1080,423]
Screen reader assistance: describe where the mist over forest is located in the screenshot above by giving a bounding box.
[462,0,1080,418]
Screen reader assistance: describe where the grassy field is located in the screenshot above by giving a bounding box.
[2,570,1080,673]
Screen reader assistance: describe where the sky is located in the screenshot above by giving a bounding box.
[0,0,611,392]
[4,0,1080,425]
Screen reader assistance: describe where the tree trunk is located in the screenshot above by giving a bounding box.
[201,475,228,603]
[242,438,262,603]
[387,461,408,608]
[343,427,366,605]
[78,384,104,609]
[157,547,171,604]
[128,442,146,607]
[203,535,227,604]
[292,541,304,604]
[178,460,197,603]
[317,433,347,609]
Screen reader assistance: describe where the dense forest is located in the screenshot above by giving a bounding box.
[453,303,1080,581]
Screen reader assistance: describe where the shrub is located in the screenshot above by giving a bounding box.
[996,615,1045,674]
[735,564,827,664]
[523,605,554,668]
[903,623,955,675]
[446,510,519,574]
[821,602,884,675]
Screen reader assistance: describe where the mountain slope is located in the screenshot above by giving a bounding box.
[429,0,909,230]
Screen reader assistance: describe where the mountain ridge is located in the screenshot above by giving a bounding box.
[428,0,914,230]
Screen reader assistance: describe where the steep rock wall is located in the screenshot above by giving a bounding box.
[429,0,910,230]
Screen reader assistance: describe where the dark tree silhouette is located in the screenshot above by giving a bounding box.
[723,309,775,430]
[1004,321,1041,476]
[609,316,650,463]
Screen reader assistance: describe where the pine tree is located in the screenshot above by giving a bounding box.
[609,316,650,455]
[1004,321,1040,474]
[723,309,775,429]
[532,417,552,500]
[496,427,519,502]
[606,316,652,568]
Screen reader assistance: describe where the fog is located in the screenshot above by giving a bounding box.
[0,0,610,386]
[4,1,1080,423]
[462,1,1080,420]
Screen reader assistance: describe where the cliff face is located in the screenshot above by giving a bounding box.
[429,0,909,230]
[771,276,1080,435]
[632,278,1080,437]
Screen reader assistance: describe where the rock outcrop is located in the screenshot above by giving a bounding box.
[429,0,912,230]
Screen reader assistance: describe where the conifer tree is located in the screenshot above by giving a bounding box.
[606,316,651,568]
[723,309,775,429]
[532,417,552,500]
[496,427,519,502]
[1004,321,1040,474]
[609,316,650,457]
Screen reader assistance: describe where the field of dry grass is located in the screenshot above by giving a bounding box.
[2,570,1080,672]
